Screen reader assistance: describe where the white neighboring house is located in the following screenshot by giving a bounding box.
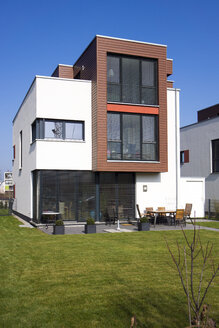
[12,35,205,224]
[181,104,219,210]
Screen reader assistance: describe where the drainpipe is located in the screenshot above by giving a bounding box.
[175,88,180,209]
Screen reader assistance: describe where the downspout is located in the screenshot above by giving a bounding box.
[175,88,180,209]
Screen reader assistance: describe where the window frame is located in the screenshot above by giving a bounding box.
[107,112,158,161]
[31,119,85,142]
[107,53,158,106]
[212,139,219,173]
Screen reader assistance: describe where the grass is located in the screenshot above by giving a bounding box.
[0,216,218,328]
[0,208,9,215]
[190,221,219,229]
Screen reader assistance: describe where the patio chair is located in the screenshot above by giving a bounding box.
[175,209,186,226]
[145,207,155,224]
[157,207,167,224]
[104,207,116,225]
[184,203,192,220]
[136,204,142,220]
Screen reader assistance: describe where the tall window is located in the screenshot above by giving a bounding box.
[107,112,158,161]
[212,139,219,172]
[32,119,84,142]
[19,131,22,169]
[107,54,158,105]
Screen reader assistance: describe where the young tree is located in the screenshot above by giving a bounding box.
[166,219,218,327]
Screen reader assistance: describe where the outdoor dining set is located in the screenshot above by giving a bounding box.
[136,203,192,227]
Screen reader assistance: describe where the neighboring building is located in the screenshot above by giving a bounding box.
[0,172,13,199]
[180,104,219,203]
[12,35,204,223]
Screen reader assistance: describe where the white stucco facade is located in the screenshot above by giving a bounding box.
[136,89,180,213]
[13,77,205,220]
[12,76,92,218]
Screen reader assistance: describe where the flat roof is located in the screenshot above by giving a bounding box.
[96,34,167,48]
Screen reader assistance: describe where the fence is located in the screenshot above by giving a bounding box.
[205,199,219,219]
[0,199,13,216]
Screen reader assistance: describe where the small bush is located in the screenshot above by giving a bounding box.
[0,201,3,209]
[55,219,64,226]
[86,217,95,225]
[140,216,149,223]
[4,202,8,209]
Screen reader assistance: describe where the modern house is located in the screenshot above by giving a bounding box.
[12,35,204,223]
[181,104,219,210]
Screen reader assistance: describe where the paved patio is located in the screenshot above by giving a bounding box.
[37,221,217,235]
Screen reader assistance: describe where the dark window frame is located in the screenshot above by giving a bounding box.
[212,139,219,173]
[107,112,158,161]
[180,150,189,164]
[107,53,158,106]
[31,119,85,142]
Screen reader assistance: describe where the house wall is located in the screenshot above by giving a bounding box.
[12,76,92,219]
[181,116,219,200]
[136,88,180,213]
[179,178,205,217]
[35,76,92,170]
[12,81,37,218]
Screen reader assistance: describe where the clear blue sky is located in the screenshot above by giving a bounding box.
[0,0,218,179]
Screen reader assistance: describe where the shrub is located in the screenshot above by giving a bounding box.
[86,217,95,225]
[140,216,149,223]
[55,219,64,226]
[0,201,3,209]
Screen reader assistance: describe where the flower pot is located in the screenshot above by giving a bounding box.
[85,224,96,234]
[53,225,65,235]
[138,222,150,231]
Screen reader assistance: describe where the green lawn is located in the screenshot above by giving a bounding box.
[0,208,9,215]
[0,216,218,328]
[190,221,219,229]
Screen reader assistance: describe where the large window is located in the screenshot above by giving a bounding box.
[107,112,158,161]
[32,171,135,223]
[32,119,84,142]
[212,139,219,172]
[107,54,158,105]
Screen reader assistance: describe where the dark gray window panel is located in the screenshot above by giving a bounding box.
[212,139,219,172]
[107,56,120,83]
[31,119,84,142]
[107,54,158,106]
[123,114,141,160]
[122,57,140,104]
[107,112,158,161]
[107,113,120,140]
[32,171,135,223]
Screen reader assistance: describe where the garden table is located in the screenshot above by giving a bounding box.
[147,210,176,227]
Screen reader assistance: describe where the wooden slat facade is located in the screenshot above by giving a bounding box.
[73,36,173,173]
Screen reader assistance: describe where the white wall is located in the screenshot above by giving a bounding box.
[181,117,219,200]
[35,76,92,170]
[179,178,205,217]
[136,88,180,214]
[12,76,92,218]
[12,81,37,218]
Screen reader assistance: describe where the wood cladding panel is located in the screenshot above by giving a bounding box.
[73,39,98,168]
[96,36,168,172]
[167,81,173,88]
[51,65,74,79]
[166,59,173,76]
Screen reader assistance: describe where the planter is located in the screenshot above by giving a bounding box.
[53,225,65,235]
[138,222,150,231]
[85,224,96,234]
